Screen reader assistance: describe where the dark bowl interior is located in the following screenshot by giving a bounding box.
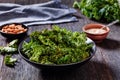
[0,23,28,39]
[18,37,96,71]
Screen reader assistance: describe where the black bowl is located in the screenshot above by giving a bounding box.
[18,37,96,71]
[0,23,28,39]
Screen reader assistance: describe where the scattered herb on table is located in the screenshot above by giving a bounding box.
[0,47,17,54]
[73,0,120,22]
[8,39,18,48]
[22,25,93,65]
[0,39,18,54]
[4,55,17,66]
[0,39,18,67]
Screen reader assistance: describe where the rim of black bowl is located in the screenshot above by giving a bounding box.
[18,37,96,67]
[0,23,28,34]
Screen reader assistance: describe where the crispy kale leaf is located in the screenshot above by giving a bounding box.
[4,55,17,66]
[0,47,17,54]
[22,25,92,64]
[0,39,18,67]
[8,39,18,48]
[0,39,18,54]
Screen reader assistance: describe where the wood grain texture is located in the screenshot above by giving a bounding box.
[0,0,120,80]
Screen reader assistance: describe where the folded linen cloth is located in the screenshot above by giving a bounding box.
[0,0,77,26]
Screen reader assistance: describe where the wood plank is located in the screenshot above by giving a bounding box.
[97,22,120,80]
[0,37,7,80]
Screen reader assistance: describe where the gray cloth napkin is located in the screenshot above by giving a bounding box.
[0,0,77,26]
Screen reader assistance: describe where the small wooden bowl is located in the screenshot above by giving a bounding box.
[82,23,110,43]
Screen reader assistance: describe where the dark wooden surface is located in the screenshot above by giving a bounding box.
[0,0,120,80]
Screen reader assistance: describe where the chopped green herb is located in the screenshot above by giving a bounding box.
[0,39,18,67]
[4,55,17,66]
[1,47,17,53]
[8,39,18,48]
[0,39,18,54]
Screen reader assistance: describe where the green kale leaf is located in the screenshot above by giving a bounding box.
[4,55,17,66]
[73,0,120,22]
[22,25,93,65]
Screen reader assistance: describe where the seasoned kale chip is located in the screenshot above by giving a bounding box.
[22,25,92,64]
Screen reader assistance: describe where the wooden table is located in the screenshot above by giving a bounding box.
[0,0,120,80]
